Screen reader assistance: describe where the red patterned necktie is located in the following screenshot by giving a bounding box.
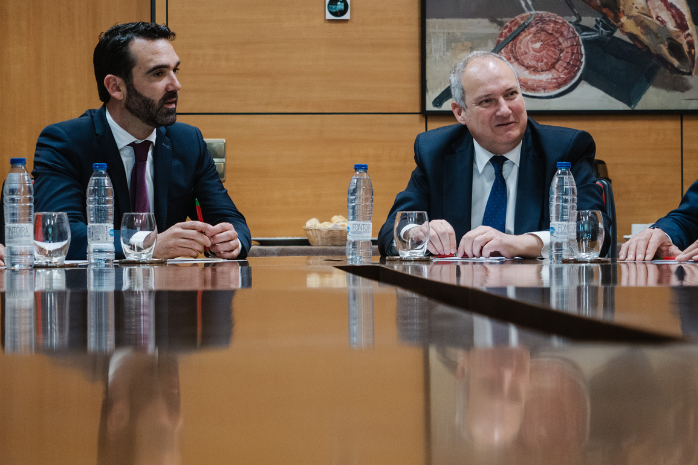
[128,140,152,213]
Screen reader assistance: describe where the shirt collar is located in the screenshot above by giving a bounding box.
[473,138,522,174]
[105,108,157,150]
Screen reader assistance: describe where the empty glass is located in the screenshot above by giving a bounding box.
[393,211,430,258]
[120,213,158,261]
[575,210,604,261]
[33,212,71,265]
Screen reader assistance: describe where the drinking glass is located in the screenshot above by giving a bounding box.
[33,212,71,265]
[120,213,158,261]
[575,210,604,261]
[393,211,430,258]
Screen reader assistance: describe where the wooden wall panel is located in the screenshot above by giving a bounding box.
[0,0,150,184]
[168,0,421,113]
[683,115,698,195]
[179,114,424,237]
[426,114,682,242]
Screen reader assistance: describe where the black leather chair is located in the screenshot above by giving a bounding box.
[593,160,617,259]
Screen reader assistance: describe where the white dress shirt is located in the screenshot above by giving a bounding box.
[105,109,156,213]
[471,139,549,256]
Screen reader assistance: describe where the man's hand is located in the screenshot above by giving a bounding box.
[619,228,681,261]
[676,238,698,261]
[207,222,242,259]
[153,221,213,259]
[457,226,543,259]
[427,220,457,255]
[0,244,5,267]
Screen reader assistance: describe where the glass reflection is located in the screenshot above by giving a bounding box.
[121,267,156,352]
[35,268,70,351]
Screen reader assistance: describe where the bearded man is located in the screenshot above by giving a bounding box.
[32,22,250,260]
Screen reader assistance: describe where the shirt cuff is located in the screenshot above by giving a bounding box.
[400,223,420,240]
[525,231,549,258]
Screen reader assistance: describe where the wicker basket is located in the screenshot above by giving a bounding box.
[303,227,347,246]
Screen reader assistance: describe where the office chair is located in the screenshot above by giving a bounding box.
[593,160,617,259]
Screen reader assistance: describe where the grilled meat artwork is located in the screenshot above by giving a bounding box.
[497,12,585,96]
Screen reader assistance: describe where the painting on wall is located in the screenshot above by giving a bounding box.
[423,0,698,112]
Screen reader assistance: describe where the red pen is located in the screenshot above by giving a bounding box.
[662,256,677,260]
[435,253,457,258]
[195,198,213,257]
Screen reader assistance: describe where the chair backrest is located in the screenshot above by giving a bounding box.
[595,178,617,259]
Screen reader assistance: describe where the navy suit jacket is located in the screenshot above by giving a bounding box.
[32,107,251,260]
[378,119,610,256]
[653,178,698,250]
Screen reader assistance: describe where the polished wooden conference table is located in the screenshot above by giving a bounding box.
[2,256,698,464]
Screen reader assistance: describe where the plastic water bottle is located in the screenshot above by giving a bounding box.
[549,162,577,263]
[87,163,115,266]
[4,158,34,269]
[346,164,373,263]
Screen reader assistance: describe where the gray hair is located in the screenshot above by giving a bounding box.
[449,51,519,109]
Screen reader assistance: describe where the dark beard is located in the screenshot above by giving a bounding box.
[124,78,177,128]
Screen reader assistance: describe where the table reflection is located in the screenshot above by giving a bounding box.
[415,294,698,465]
[99,351,181,465]
[1,265,246,354]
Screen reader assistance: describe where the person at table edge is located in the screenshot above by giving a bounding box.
[619,180,698,261]
[378,51,610,259]
[32,22,250,260]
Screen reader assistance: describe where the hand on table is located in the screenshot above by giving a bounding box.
[153,221,213,259]
[207,222,242,259]
[0,244,5,267]
[619,228,681,261]
[427,220,457,256]
[676,238,698,261]
[457,226,543,259]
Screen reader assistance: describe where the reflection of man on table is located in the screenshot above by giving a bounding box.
[378,51,608,258]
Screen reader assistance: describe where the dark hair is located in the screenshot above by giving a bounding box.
[93,22,176,103]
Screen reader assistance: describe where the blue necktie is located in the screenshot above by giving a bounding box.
[481,156,507,233]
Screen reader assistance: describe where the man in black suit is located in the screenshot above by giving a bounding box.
[32,22,250,260]
[378,51,608,258]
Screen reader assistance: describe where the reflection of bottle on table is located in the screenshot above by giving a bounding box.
[88,267,115,353]
[347,273,374,348]
[3,270,35,353]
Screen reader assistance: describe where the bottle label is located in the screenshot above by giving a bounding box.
[5,224,32,246]
[88,224,114,243]
[550,221,567,241]
[347,221,372,241]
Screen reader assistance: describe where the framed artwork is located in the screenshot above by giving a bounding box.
[423,0,698,112]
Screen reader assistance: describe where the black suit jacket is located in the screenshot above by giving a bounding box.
[378,119,610,256]
[32,107,250,259]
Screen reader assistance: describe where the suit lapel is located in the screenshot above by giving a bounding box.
[153,127,172,230]
[514,125,545,234]
[444,130,473,236]
[93,107,131,216]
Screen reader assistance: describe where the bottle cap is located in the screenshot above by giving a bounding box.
[354,164,368,171]
[93,163,107,170]
[10,158,26,165]
[556,162,571,169]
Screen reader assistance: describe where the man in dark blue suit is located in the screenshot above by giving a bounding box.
[378,51,608,258]
[32,22,250,260]
[619,181,698,261]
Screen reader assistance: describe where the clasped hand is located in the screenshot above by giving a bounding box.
[153,221,241,259]
[426,220,543,258]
